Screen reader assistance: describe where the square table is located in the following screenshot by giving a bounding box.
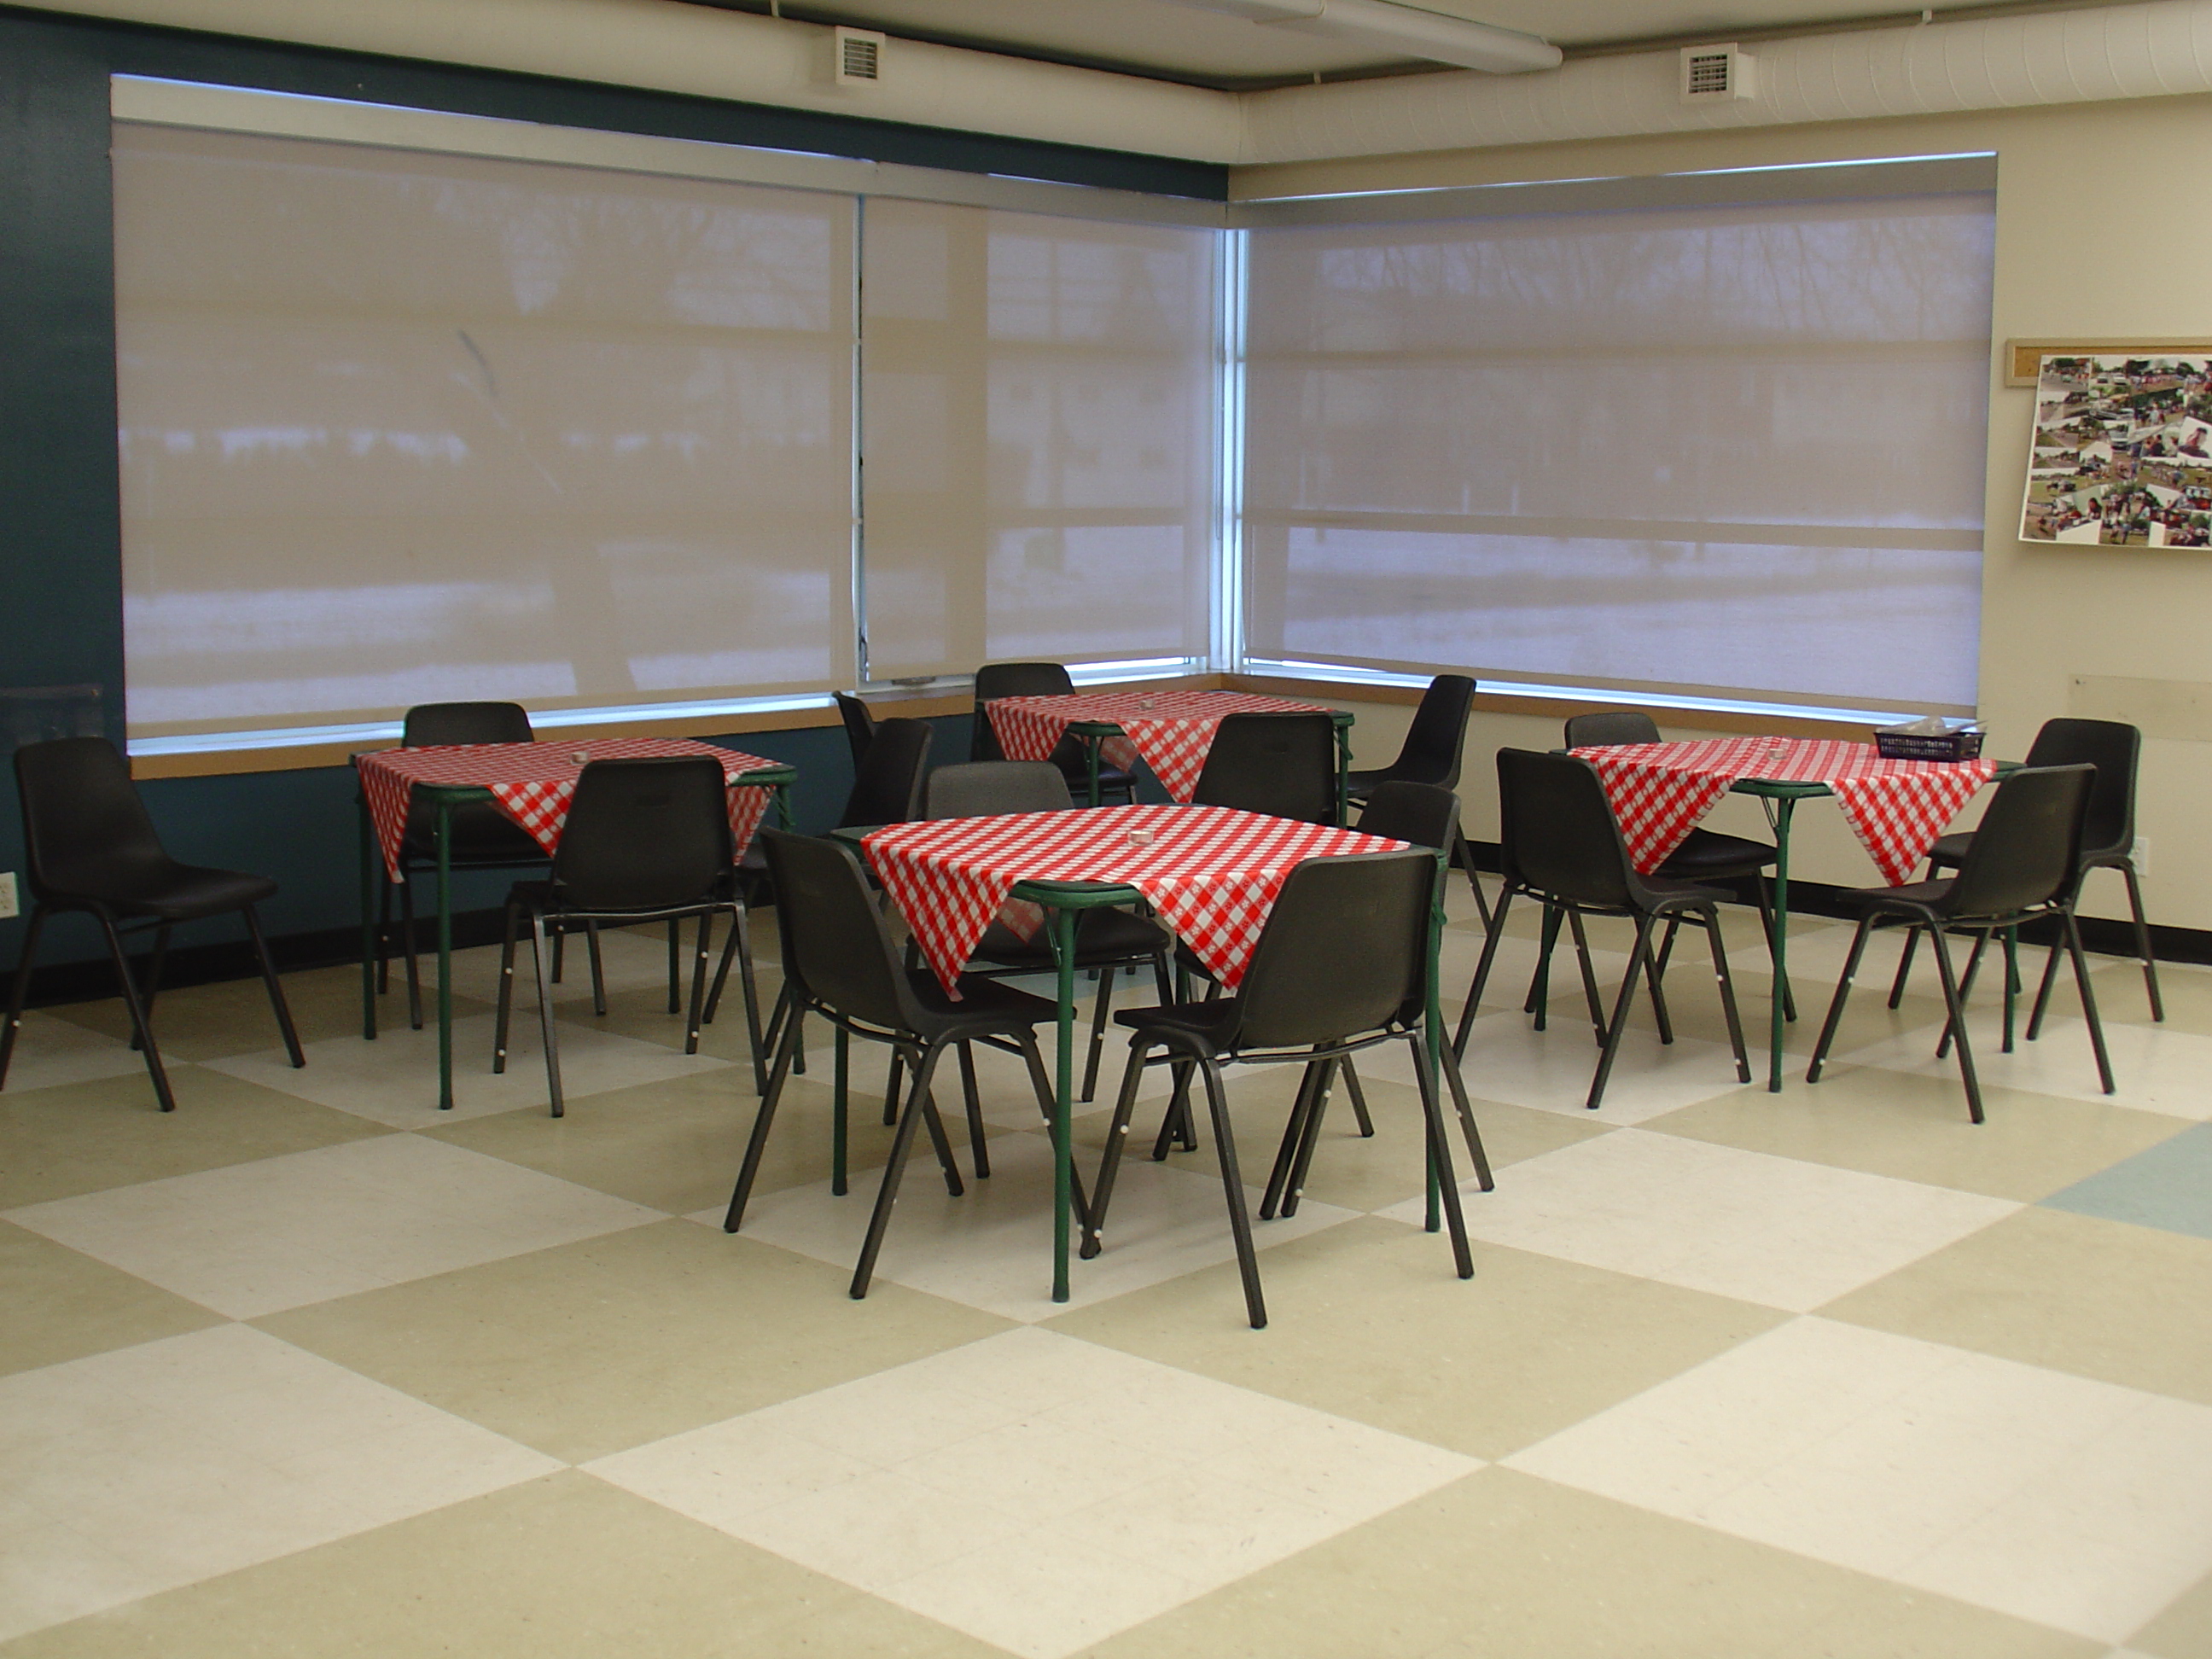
[1571,736,2000,1092]
[859,801,1418,1303]
[983,689,1356,812]
[355,737,795,1110]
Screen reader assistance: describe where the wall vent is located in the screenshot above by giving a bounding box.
[834,26,885,85]
[1679,44,1755,103]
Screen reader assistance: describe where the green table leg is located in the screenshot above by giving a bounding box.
[1052,907,1077,1303]
[1085,735,1102,807]
[1423,854,1445,1232]
[437,800,455,1111]
[774,780,794,830]
[832,1025,849,1196]
[359,794,379,1042]
[1767,796,1796,1093]
[1336,726,1353,825]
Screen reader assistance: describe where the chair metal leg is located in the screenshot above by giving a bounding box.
[0,905,49,1091]
[1085,1035,1152,1256]
[2122,862,2163,1021]
[1528,903,1562,1032]
[1936,929,1989,1061]
[958,1040,990,1179]
[1753,874,1796,1021]
[1586,914,1652,1111]
[2025,923,2065,1041]
[1152,1057,1198,1161]
[1437,1038,1494,1191]
[1453,888,1513,1059]
[725,1006,804,1231]
[1409,1033,1473,1280]
[242,905,305,1068]
[1640,927,1674,1046]
[527,913,565,1117]
[684,912,713,1055]
[2001,927,2019,1054]
[1806,917,1875,1083]
[667,918,683,1015]
[492,902,521,1074]
[853,1040,956,1299]
[1341,1055,1375,1138]
[1261,1057,1329,1220]
[550,925,563,984]
[1281,1056,1342,1219]
[1926,924,1983,1124]
[1453,828,1493,930]
[2066,911,2117,1096]
[1081,964,1115,1104]
[99,914,177,1113]
[375,867,393,996]
[1885,923,1920,1010]
[585,920,608,1016]
[1196,1057,1266,1329]
[882,1051,904,1126]
[399,870,424,1031]
[1699,905,1752,1083]
[130,923,172,1050]
[1564,909,1606,1041]
[1014,1031,1091,1235]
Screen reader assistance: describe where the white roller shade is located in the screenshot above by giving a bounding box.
[1241,192,1996,716]
[859,200,1219,680]
[113,122,857,738]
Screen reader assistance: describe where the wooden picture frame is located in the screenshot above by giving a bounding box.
[2005,337,2212,387]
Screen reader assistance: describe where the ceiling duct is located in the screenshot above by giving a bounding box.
[1166,0,1562,73]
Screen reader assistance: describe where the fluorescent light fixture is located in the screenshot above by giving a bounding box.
[1161,0,1560,73]
[1068,657,1201,684]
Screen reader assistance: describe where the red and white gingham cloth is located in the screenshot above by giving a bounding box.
[1572,736,2000,887]
[865,802,1407,994]
[985,690,1336,802]
[358,738,783,882]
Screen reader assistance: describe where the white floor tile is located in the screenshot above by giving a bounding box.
[0,1324,557,1642]
[701,1129,1358,1323]
[424,926,738,1009]
[3,1134,662,1318]
[203,1010,737,1127]
[589,1328,1475,1659]
[1837,1008,2212,1121]
[0,1010,151,1095]
[1506,1316,2212,1643]
[1441,1009,1754,1125]
[1376,1128,2015,1311]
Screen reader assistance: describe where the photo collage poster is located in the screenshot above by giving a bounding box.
[2022,354,2212,545]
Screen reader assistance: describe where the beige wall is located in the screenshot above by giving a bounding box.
[1247,94,2212,927]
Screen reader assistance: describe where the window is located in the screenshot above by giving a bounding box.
[1239,190,1997,719]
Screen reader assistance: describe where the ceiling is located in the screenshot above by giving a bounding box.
[675,0,2096,88]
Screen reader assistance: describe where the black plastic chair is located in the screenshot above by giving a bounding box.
[841,717,934,828]
[1347,675,1487,924]
[1888,718,2160,1027]
[725,829,1091,1301]
[1807,763,2111,1122]
[1087,849,1476,1329]
[1563,709,1793,1020]
[492,757,765,1116]
[1191,712,1339,825]
[1460,749,1752,1112]
[1,736,305,1112]
[377,701,553,1031]
[970,661,1137,802]
[833,692,876,769]
[922,761,1173,1112]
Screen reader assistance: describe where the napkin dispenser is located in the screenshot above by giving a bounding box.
[1873,716,1984,762]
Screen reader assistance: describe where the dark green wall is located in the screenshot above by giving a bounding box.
[0,3,1210,984]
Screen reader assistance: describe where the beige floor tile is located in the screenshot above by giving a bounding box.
[719,1127,1359,1324]
[591,1328,1473,1659]
[0,1066,387,1209]
[1647,1068,2192,1201]
[1443,1009,1755,1124]
[258,1220,1009,1463]
[0,1324,556,1644]
[1080,1464,2096,1659]
[2085,955,2210,1036]
[0,1221,223,1377]
[0,1470,994,1659]
[1506,1316,2212,1644]
[0,1011,152,1095]
[44,963,428,1062]
[1822,1205,2212,1406]
[2128,1562,2212,1659]
[1375,1126,2017,1312]
[1838,1009,2212,1121]
[7,1134,661,1319]
[1050,1214,1784,1459]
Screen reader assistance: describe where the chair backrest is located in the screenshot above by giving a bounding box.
[1191,712,1338,824]
[1354,780,1461,855]
[1563,709,1661,749]
[2023,717,2138,859]
[926,760,1073,820]
[13,736,173,900]
[1384,675,1476,789]
[1231,850,1435,1049]
[1944,763,2094,920]
[1496,748,1639,911]
[549,756,731,911]
[756,827,915,1033]
[832,692,876,768]
[838,718,932,828]
[970,661,1075,760]
[403,701,533,747]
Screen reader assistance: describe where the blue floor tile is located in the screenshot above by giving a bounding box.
[2041,1121,2212,1241]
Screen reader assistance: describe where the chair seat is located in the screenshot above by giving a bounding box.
[972,907,1169,969]
[1924,830,1972,869]
[1114,996,1242,1045]
[904,970,1059,1035]
[1837,877,1954,917]
[505,877,725,917]
[1654,828,1778,878]
[401,801,546,866]
[48,861,279,923]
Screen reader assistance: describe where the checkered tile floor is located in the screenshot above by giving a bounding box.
[4,895,2211,1658]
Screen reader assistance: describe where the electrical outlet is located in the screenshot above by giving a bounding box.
[0,872,16,920]
[2132,836,2151,878]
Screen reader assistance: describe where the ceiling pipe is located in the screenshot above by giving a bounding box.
[1166,0,1563,73]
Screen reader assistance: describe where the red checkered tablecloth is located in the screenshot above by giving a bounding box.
[1572,736,1999,887]
[985,690,1336,802]
[358,738,783,882]
[865,802,1407,994]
